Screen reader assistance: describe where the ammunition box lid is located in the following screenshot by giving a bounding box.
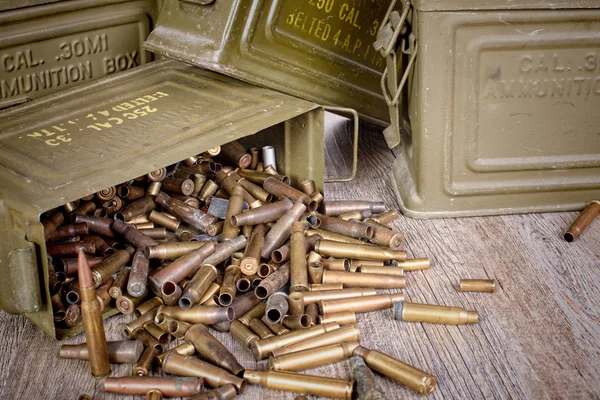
[413,0,600,11]
[0,0,60,12]
[0,60,318,213]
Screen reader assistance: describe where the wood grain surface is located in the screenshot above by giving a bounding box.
[0,113,598,400]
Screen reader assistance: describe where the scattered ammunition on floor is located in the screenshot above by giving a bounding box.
[90,246,135,288]
[240,224,265,275]
[369,209,400,225]
[117,290,148,315]
[353,346,436,395]
[104,376,203,397]
[459,279,495,293]
[185,324,244,376]
[265,292,288,324]
[230,320,260,348]
[231,199,294,227]
[121,309,159,339]
[300,288,377,304]
[394,302,478,325]
[565,200,600,242]
[162,353,246,393]
[180,264,218,309]
[298,179,324,204]
[77,250,111,378]
[203,235,247,266]
[271,233,321,263]
[322,258,350,271]
[143,321,171,344]
[309,283,345,291]
[155,191,216,232]
[288,292,305,315]
[320,293,405,315]
[157,305,234,324]
[59,340,144,364]
[74,215,117,238]
[282,314,312,330]
[349,356,386,400]
[317,215,374,240]
[272,324,361,357]
[338,210,371,221]
[136,297,164,317]
[238,303,267,326]
[251,323,340,360]
[255,262,290,299]
[188,383,237,400]
[306,228,365,245]
[249,318,275,339]
[134,346,159,376]
[361,220,404,250]
[318,311,357,326]
[270,342,359,372]
[47,241,96,258]
[315,240,407,262]
[263,177,317,211]
[244,370,353,400]
[128,250,150,297]
[161,281,183,306]
[399,258,430,271]
[322,201,386,216]
[218,265,241,306]
[114,196,156,222]
[261,316,290,336]
[156,342,196,366]
[357,266,404,276]
[290,222,309,292]
[47,223,89,242]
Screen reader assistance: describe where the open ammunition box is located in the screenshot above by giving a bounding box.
[0,60,323,338]
[0,0,160,110]
[144,0,395,125]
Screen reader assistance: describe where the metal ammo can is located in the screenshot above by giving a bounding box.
[0,60,324,338]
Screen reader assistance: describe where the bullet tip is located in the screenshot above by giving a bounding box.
[77,248,95,289]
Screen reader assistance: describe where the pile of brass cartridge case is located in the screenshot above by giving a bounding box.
[47,139,482,399]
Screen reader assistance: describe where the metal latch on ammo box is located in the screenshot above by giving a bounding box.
[374,0,418,149]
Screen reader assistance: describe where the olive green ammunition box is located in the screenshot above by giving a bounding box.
[0,0,160,110]
[0,60,324,339]
[144,0,398,126]
[382,0,600,217]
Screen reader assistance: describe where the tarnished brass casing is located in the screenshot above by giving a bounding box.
[145,242,208,260]
[320,293,404,314]
[263,177,317,211]
[231,199,293,226]
[180,264,218,309]
[240,224,265,276]
[148,211,181,232]
[249,318,275,339]
[184,324,244,376]
[157,305,233,324]
[237,303,266,326]
[251,323,340,360]
[261,316,290,336]
[290,222,309,292]
[156,342,196,366]
[288,292,305,316]
[115,196,156,222]
[243,370,353,400]
[322,201,386,216]
[261,202,307,259]
[322,271,406,289]
[155,191,217,232]
[395,302,478,324]
[459,279,495,293]
[361,220,404,250]
[317,215,374,240]
[370,210,400,225]
[315,240,407,262]
[222,185,245,240]
[399,258,430,271]
[136,297,164,318]
[309,283,344,291]
[282,314,312,330]
[203,236,247,266]
[134,346,159,376]
[357,266,404,276]
[270,342,359,371]
[230,320,259,348]
[255,262,290,299]
[265,292,288,324]
[218,265,241,306]
[565,200,600,242]
[116,290,148,315]
[272,324,360,358]
[91,247,135,288]
[104,376,203,397]
[300,288,377,304]
[317,311,357,326]
[187,384,237,400]
[59,340,144,364]
[121,310,158,339]
[128,249,150,297]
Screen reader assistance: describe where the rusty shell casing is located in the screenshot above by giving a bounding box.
[162,353,246,393]
[112,220,158,249]
[360,220,404,250]
[394,302,479,325]
[265,292,288,324]
[180,264,219,309]
[357,266,404,277]
[306,229,365,245]
[51,292,67,322]
[249,147,260,169]
[399,258,430,272]
[270,342,359,372]
[188,383,237,400]
[115,196,156,222]
[133,330,164,353]
[257,262,277,278]
[565,200,600,242]
[91,247,135,288]
[59,340,144,364]
[206,221,224,237]
[240,224,265,276]
[216,171,259,208]
[156,342,196,366]
[220,140,251,168]
[288,292,305,316]
[157,305,234,324]
[201,282,222,305]
[369,210,400,225]
[104,376,203,397]
[310,283,344,291]
[161,282,183,306]
[322,258,350,272]
[147,168,167,182]
[289,222,309,292]
[155,191,216,232]
[459,279,495,293]
[43,211,64,241]
[198,180,220,203]
[191,174,208,198]
[308,261,324,285]
[299,179,324,204]
[263,177,317,212]
[121,309,159,340]
[117,290,148,315]
[169,194,201,208]
[62,304,82,328]
[96,277,115,312]
[96,187,117,202]
[59,256,106,276]
[305,303,319,325]
[338,210,371,221]
[238,303,267,327]
[74,201,97,217]
[243,370,353,400]
[143,321,171,344]
[349,356,386,400]
[134,346,159,376]
[317,215,374,240]
[228,171,273,203]
[230,320,260,348]
[148,210,181,231]
[149,242,216,292]
[231,199,293,227]
[237,169,290,185]
[128,250,150,298]
[320,293,405,315]
[136,227,167,240]
[46,223,89,242]
[79,235,112,255]
[318,311,357,326]
[271,233,321,264]
[222,185,245,240]
[230,290,263,321]
[261,316,290,336]
[251,323,340,360]
[80,286,111,378]
[145,242,208,260]
[322,201,387,216]
[262,202,307,259]
[161,178,195,196]
[184,324,244,376]
[47,241,96,258]
[354,347,436,395]
[202,235,247,266]
[271,324,361,358]
[315,240,407,262]
[249,318,275,339]
[255,262,290,300]
[146,182,162,197]
[117,185,147,202]
[219,265,241,306]
[136,297,164,318]
[74,215,117,238]
[300,288,378,305]
[236,277,251,293]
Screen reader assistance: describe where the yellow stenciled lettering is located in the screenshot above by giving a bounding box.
[27,132,42,138]
[286,13,294,25]
[342,34,351,51]
[108,117,123,125]
[352,38,362,55]
[369,20,379,36]
[294,12,306,29]
[45,139,60,146]
[2,55,14,72]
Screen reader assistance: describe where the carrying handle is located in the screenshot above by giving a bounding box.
[323,106,359,183]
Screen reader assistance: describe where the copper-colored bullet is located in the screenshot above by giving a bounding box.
[162,353,246,393]
[184,324,244,376]
[318,215,374,240]
[201,282,222,305]
[271,323,360,357]
[354,346,436,395]
[145,241,208,260]
[240,224,265,276]
[357,266,404,276]
[317,311,357,326]
[265,292,288,324]
[219,140,252,168]
[46,223,89,242]
[47,241,96,258]
[237,169,290,185]
[219,265,241,306]
[282,314,311,330]
[74,201,97,217]
[155,191,216,232]
[231,199,294,227]
[188,383,237,400]
[180,264,218,308]
[120,309,158,339]
[251,323,340,360]
[203,235,247,266]
[160,281,183,306]
[149,242,216,293]
[322,258,350,271]
[238,302,266,326]
[230,320,260,348]
[43,211,64,241]
[91,246,135,288]
[244,370,353,399]
[315,240,407,262]
[156,342,196,366]
[59,340,144,364]
[306,228,365,244]
[74,215,117,238]
[136,297,164,317]
[128,250,150,298]
[255,262,290,299]
[459,279,495,293]
[117,290,148,315]
[288,292,305,316]
[565,200,600,241]
[59,256,106,277]
[309,283,344,291]
[261,316,290,336]
[320,293,404,314]
[349,355,386,400]
[134,346,159,376]
[249,318,275,339]
[112,220,158,249]
[104,376,203,397]
[300,288,377,304]
[143,321,171,344]
[157,304,234,324]
[394,302,478,324]
[221,185,245,240]
[399,258,430,271]
[77,250,110,377]
[263,177,317,211]
[114,196,156,222]
[322,201,386,216]
[198,180,220,203]
[270,342,359,372]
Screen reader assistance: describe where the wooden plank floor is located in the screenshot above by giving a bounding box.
[1,114,599,400]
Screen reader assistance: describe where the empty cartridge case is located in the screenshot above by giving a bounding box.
[128,250,150,298]
[185,324,244,376]
[318,215,374,240]
[236,277,251,293]
[309,283,344,291]
[79,235,112,255]
[270,342,359,372]
[145,242,208,260]
[231,199,294,227]
[263,177,317,211]
[162,352,246,393]
[240,224,265,276]
[317,311,357,326]
[190,174,208,198]
[74,201,97,217]
[155,191,216,232]
[271,324,360,357]
[112,220,158,249]
[357,266,404,277]
[161,282,183,306]
[459,279,495,293]
[290,222,309,292]
[96,187,117,201]
[203,235,247,266]
[237,169,289,185]
[399,258,430,272]
[47,223,89,242]
[136,297,164,317]
[349,356,386,400]
[305,303,319,325]
[249,318,275,339]
[308,260,324,285]
[188,383,237,400]
[320,293,405,315]
[230,290,263,321]
[133,330,163,353]
[201,281,222,305]
[104,376,203,397]
[228,171,273,203]
[180,264,218,309]
[369,210,400,225]
[156,342,196,366]
[143,321,171,344]
[115,196,156,222]
[249,147,260,169]
[157,304,233,324]
[121,309,159,339]
[265,292,289,324]
[288,292,305,316]
[117,290,148,315]
[394,302,478,324]
[338,210,371,221]
[91,246,135,288]
[322,258,350,272]
[117,185,147,202]
[258,262,277,278]
[63,304,82,328]
[271,233,321,263]
[306,229,365,245]
[565,200,600,242]
[238,303,267,326]
[198,180,220,203]
[230,320,260,348]
[59,256,106,277]
[361,221,404,250]
[255,262,290,299]
[74,215,117,238]
[52,293,67,322]
[261,317,290,336]
[134,346,159,376]
[96,277,115,312]
[251,323,340,360]
[315,240,407,262]
[220,140,251,168]
[47,241,96,258]
[169,320,192,339]
[261,202,307,259]
[219,265,241,306]
[322,201,386,216]
[162,178,195,196]
[148,210,181,232]
[59,340,144,364]
[243,370,353,400]
[353,347,436,395]
[222,185,245,240]
[300,288,377,304]
[43,211,64,241]
[298,179,324,204]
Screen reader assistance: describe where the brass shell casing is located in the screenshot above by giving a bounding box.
[230,199,294,227]
[156,305,233,324]
[394,302,479,324]
[357,265,404,276]
[271,324,360,358]
[288,292,305,316]
[115,196,156,222]
[361,220,404,250]
[222,185,245,240]
[320,293,405,314]
[321,201,386,216]
[255,262,290,300]
[317,214,374,240]
[188,384,237,400]
[116,290,148,315]
[104,376,203,397]
[290,221,309,292]
[200,282,222,305]
[230,320,259,348]
[121,309,158,339]
[261,316,290,336]
[128,249,150,297]
[91,247,134,288]
[459,279,495,293]
[237,303,266,326]
[317,311,357,326]
[240,224,265,276]
[315,240,407,261]
[305,303,319,324]
[306,228,365,245]
[565,200,600,242]
[148,211,181,232]
[309,283,344,291]
[135,297,164,318]
[243,370,353,400]
[59,340,144,364]
[145,242,207,260]
[134,346,159,376]
[251,323,340,360]
[156,342,196,366]
[180,264,218,309]
[300,288,377,304]
[219,265,241,306]
[143,321,171,344]
[184,324,244,376]
[263,177,317,211]
[399,258,431,271]
[261,202,307,259]
[270,342,359,372]
[248,318,275,339]
[322,270,406,289]
[370,209,400,225]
